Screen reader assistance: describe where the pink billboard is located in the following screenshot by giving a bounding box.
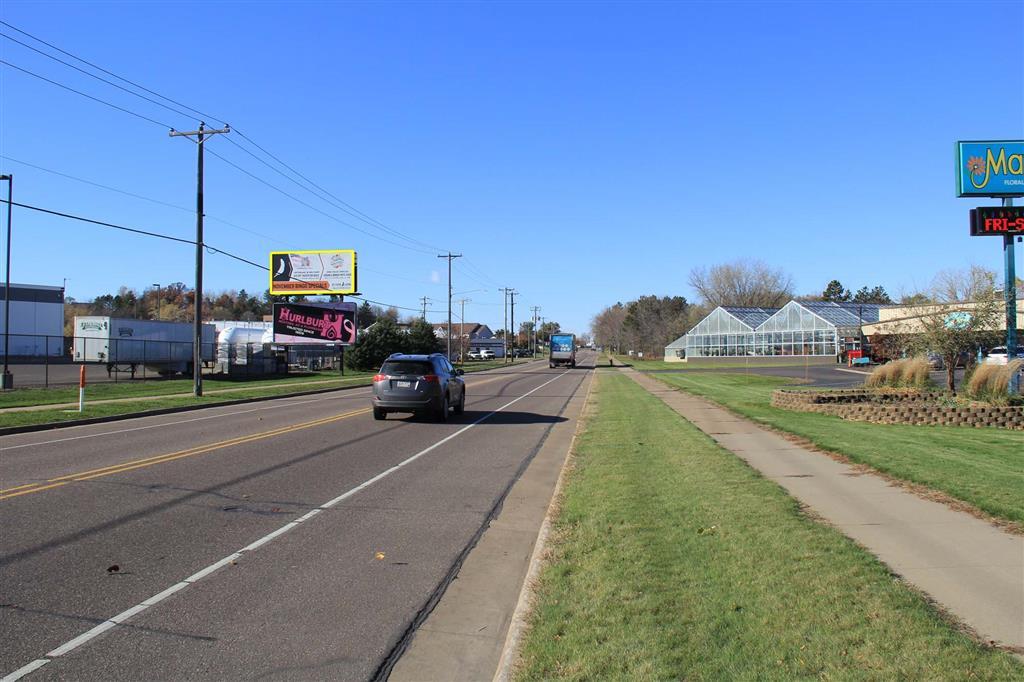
[272,302,357,345]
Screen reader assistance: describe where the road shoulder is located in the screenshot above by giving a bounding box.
[389,367,594,682]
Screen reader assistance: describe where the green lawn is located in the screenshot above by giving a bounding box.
[0,371,374,408]
[515,372,1023,681]
[654,372,1024,527]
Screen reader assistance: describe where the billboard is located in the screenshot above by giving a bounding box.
[269,250,357,295]
[272,302,357,345]
[956,141,1024,197]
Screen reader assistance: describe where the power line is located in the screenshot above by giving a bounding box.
[0,155,447,290]
[204,145,437,256]
[0,22,508,289]
[0,32,198,124]
[0,19,226,125]
[222,135,442,253]
[231,129,445,253]
[0,198,425,313]
[1,20,444,256]
[0,59,174,129]
[0,155,276,242]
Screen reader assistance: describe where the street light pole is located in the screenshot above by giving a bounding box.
[1,173,12,389]
[152,284,161,320]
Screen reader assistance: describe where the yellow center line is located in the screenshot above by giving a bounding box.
[0,408,370,501]
[1,369,536,502]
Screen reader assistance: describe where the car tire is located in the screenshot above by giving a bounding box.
[454,389,465,415]
[373,407,386,421]
[549,363,554,369]
[437,395,449,422]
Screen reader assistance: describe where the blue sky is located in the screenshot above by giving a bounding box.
[1,0,1022,335]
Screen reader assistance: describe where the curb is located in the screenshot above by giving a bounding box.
[0,360,543,437]
[492,365,597,682]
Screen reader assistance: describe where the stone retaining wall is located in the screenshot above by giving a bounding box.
[771,389,1024,429]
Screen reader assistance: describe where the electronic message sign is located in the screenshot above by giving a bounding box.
[956,141,1024,197]
[970,206,1024,237]
[269,250,357,295]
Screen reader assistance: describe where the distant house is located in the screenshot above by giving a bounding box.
[431,322,494,340]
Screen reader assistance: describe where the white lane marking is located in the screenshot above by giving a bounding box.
[1,369,574,679]
[46,621,117,657]
[1,392,367,450]
[0,659,49,682]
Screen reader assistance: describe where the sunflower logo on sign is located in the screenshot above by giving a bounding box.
[966,156,986,178]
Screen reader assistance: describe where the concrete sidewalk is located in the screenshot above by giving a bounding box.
[623,368,1024,653]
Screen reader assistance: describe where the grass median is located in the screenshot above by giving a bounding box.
[652,372,1024,527]
[515,372,1022,680]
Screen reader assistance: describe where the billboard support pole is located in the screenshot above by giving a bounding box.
[1004,197,1018,393]
[170,122,230,398]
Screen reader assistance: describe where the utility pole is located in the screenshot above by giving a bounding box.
[500,287,512,363]
[419,296,431,320]
[169,122,230,398]
[1,173,12,389]
[509,290,518,362]
[456,298,470,365]
[531,306,540,357]
[437,252,462,360]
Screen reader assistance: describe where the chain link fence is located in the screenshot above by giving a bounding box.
[0,334,347,388]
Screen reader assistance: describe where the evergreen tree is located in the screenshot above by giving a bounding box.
[345,318,407,370]
[406,318,441,354]
[822,280,850,302]
[357,301,377,329]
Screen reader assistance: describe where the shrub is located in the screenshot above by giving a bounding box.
[966,359,1023,404]
[991,359,1024,398]
[866,360,902,388]
[865,357,932,389]
[899,357,931,387]
[966,363,1001,399]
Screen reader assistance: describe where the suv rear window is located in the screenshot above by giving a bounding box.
[381,361,434,376]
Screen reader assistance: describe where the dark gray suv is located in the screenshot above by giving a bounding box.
[372,353,466,421]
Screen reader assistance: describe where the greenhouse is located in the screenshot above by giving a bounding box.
[665,301,881,361]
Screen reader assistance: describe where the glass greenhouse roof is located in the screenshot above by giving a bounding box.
[800,302,881,326]
[721,307,777,328]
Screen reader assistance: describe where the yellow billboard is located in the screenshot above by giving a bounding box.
[269,250,357,295]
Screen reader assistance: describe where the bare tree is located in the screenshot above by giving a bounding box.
[931,265,998,303]
[688,259,794,308]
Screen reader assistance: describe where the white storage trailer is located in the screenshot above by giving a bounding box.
[73,317,216,376]
[215,327,282,376]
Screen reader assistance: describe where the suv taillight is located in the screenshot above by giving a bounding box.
[373,374,388,382]
[420,374,440,384]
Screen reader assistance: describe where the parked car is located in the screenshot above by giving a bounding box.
[480,349,496,359]
[467,349,482,360]
[371,353,465,421]
[984,346,1024,365]
[513,348,533,358]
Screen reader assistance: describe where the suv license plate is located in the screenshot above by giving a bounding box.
[396,380,411,388]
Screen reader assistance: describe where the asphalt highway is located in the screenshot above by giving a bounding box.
[0,352,596,681]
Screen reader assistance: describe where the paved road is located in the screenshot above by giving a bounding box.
[0,353,596,681]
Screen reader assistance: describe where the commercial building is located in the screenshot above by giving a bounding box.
[665,301,881,363]
[0,283,65,357]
